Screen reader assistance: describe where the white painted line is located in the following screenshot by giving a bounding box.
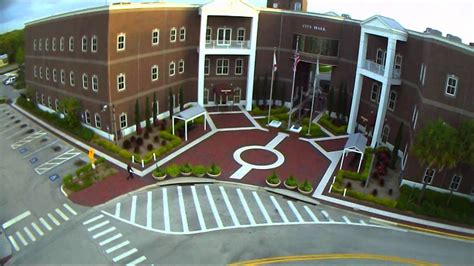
[106,240,130,254]
[93,227,116,239]
[252,192,272,224]
[270,196,289,223]
[55,208,69,221]
[303,206,319,222]
[130,195,137,223]
[287,201,304,223]
[8,235,20,251]
[83,214,104,225]
[99,233,123,246]
[320,210,334,222]
[48,213,61,226]
[39,217,52,231]
[126,255,147,266]
[360,220,367,225]
[219,186,240,226]
[63,203,77,216]
[146,191,152,228]
[204,185,224,228]
[191,186,206,230]
[342,216,352,224]
[87,220,109,232]
[2,210,31,229]
[23,139,59,158]
[113,248,138,262]
[265,132,288,149]
[16,231,28,246]
[115,202,121,218]
[24,227,36,242]
[236,189,256,225]
[177,186,189,233]
[31,222,44,236]
[163,188,170,232]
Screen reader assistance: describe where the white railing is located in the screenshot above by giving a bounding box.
[363,60,401,79]
[205,40,250,49]
[393,68,401,79]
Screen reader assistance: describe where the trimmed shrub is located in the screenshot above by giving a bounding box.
[166,164,180,177]
[130,136,136,143]
[207,163,221,175]
[319,113,347,135]
[144,132,149,139]
[154,135,160,143]
[147,144,153,151]
[134,146,140,153]
[180,163,192,174]
[285,175,298,187]
[122,140,131,149]
[299,179,313,192]
[372,189,378,197]
[136,137,144,146]
[153,166,166,177]
[192,165,206,176]
[266,172,280,184]
[346,189,397,208]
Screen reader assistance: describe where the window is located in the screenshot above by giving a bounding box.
[394,54,402,72]
[179,26,186,41]
[69,71,75,86]
[152,29,159,45]
[69,36,74,51]
[204,59,210,75]
[445,75,458,96]
[45,38,49,51]
[237,28,245,43]
[449,175,462,191]
[294,2,302,11]
[95,113,101,128]
[39,67,43,79]
[34,66,37,78]
[55,99,59,111]
[273,3,278,8]
[91,35,98,52]
[39,38,42,51]
[206,27,212,44]
[92,75,98,92]
[216,59,229,75]
[388,90,397,111]
[41,94,45,105]
[53,69,57,82]
[292,34,339,57]
[52,38,56,51]
[119,113,127,129]
[169,61,175,76]
[45,68,50,80]
[82,73,88,89]
[48,96,52,109]
[376,48,386,65]
[117,33,126,51]
[235,59,243,75]
[60,69,65,84]
[117,73,126,91]
[423,168,435,184]
[82,36,88,52]
[204,88,209,104]
[217,28,232,45]
[370,83,380,103]
[84,110,91,125]
[234,88,241,103]
[382,125,390,143]
[170,27,177,42]
[178,59,184,74]
[151,65,159,81]
[60,37,64,51]
[419,63,426,85]
[34,39,37,51]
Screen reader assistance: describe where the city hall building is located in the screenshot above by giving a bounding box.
[24,0,474,197]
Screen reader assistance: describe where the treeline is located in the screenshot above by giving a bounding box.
[0,29,25,64]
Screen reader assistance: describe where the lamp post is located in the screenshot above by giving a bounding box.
[102,104,117,145]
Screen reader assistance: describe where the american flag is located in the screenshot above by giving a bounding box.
[293,53,301,72]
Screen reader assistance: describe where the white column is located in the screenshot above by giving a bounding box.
[245,14,259,111]
[197,13,208,106]
[347,32,368,133]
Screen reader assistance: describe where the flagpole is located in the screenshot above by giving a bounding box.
[307,55,319,136]
[267,47,277,125]
[287,36,299,129]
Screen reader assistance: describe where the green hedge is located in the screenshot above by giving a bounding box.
[336,150,374,182]
[319,113,347,135]
[0,98,6,104]
[300,123,326,138]
[63,157,106,192]
[251,106,288,116]
[346,189,398,208]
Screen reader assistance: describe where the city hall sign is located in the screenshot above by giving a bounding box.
[302,24,326,32]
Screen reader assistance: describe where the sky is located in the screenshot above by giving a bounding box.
[1,0,473,44]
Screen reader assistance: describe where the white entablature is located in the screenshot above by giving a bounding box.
[362,15,408,41]
[200,0,259,17]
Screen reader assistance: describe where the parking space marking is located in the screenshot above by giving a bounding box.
[2,210,31,229]
[360,220,367,225]
[88,220,109,232]
[130,196,137,223]
[126,255,147,266]
[31,222,44,236]
[270,196,289,223]
[191,186,207,230]
[48,213,61,226]
[205,185,224,228]
[146,191,152,228]
[106,240,130,254]
[7,128,31,140]
[163,188,170,232]
[34,148,81,175]
[304,206,319,222]
[83,214,104,225]
[8,235,20,251]
[252,192,272,224]
[55,208,69,221]
[219,186,240,226]
[63,203,77,216]
[320,210,334,222]
[236,189,256,225]
[24,227,36,242]
[177,186,189,233]
[113,248,138,262]
[93,227,116,239]
[287,201,304,223]
[99,233,123,246]
[16,231,28,246]
[11,130,47,149]
[23,139,59,158]
[342,216,352,224]
[39,217,52,231]
[0,124,19,134]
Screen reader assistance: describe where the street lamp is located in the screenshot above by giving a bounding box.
[101,104,117,145]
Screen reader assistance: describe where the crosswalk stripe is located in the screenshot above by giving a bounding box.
[320,210,334,222]
[163,188,170,232]
[63,203,77,216]
[113,248,138,262]
[270,196,289,223]
[39,217,52,231]
[126,255,147,266]
[287,201,304,222]
[24,227,36,242]
[16,231,28,246]
[204,185,224,228]
[359,220,367,225]
[219,186,240,226]
[303,206,319,222]
[252,192,272,224]
[93,227,116,239]
[106,240,130,254]
[31,222,44,236]
[146,191,152,228]
[48,213,61,226]
[342,216,352,224]
[99,233,123,246]
[55,208,69,221]
[130,195,137,223]
[8,235,20,251]
[236,189,256,225]
[83,214,104,225]
[115,203,121,217]
[177,186,189,233]
[191,186,207,230]
[87,220,109,232]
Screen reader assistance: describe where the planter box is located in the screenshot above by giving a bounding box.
[152,173,167,181]
[181,171,192,176]
[298,187,313,195]
[284,182,297,190]
[266,179,281,188]
[207,172,221,178]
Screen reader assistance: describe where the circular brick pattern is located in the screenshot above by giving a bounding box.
[241,149,278,166]
[234,145,285,170]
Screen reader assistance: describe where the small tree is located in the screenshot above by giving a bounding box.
[179,86,184,111]
[326,86,335,118]
[168,88,174,118]
[134,99,141,134]
[152,92,158,126]
[458,120,474,166]
[58,97,80,128]
[145,96,151,131]
[390,122,404,169]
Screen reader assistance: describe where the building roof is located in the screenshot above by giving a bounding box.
[344,133,367,154]
[175,105,206,121]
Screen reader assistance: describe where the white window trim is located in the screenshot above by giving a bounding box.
[34,66,37,78]
[206,27,212,44]
[394,54,402,71]
[60,69,65,84]
[413,110,419,130]
[216,58,229,75]
[411,105,417,122]
[81,36,88,52]
[69,71,75,86]
[117,33,126,51]
[152,29,160,46]
[234,87,242,102]
[370,83,380,103]
[48,96,52,108]
[92,75,98,92]
[388,90,397,111]
[376,48,386,65]
[179,26,186,42]
[52,37,56,51]
[95,113,101,128]
[45,38,49,51]
[169,61,176,77]
[236,27,245,43]
[382,125,390,143]
[217,27,232,46]
[151,65,159,81]
[69,36,74,52]
[449,175,462,191]
[53,69,57,82]
[84,110,91,125]
[55,99,59,111]
[178,59,184,74]
[60,37,64,51]
[204,59,210,76]
[117,73,126,91]
[445,74,458,97]
[41,94,45,105]
[39,67,43,79]
[91,35,98,53]
[423,168,435,184]
[235,58,243,75]
[170,27,177,43]
[39,38,42,51]
[119,113,127,129]
[82,73,88,89]
[45,68,50,80]
[34,39,37,51]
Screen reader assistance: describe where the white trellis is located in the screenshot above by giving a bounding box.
[340,133,368,173]
[172,104,207,141]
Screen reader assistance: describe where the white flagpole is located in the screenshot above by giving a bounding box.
[267,47,277,125]
[307,55,319,136]
[287,36,299,129]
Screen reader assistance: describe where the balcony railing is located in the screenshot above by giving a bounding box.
[205,40,250,49]
[363,60,401,79]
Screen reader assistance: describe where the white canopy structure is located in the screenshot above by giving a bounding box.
[172,105,207,141]
[340,133,368,173]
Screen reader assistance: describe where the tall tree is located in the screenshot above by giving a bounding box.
[179,86,184,111]
[458,120,474,166]
[14,63,25,90]
[152,92,158,126]
[134,99,141,134]
[145,96,151,131]
[390,121,404,169]
[168,87,174,118]
[326,86,335,118]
